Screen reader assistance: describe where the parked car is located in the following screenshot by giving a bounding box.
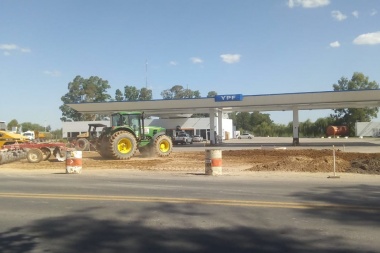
[173,132,193,145]
[238,133,254,139]
[192,135,203,142]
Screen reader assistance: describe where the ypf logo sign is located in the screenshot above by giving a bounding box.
[215,94,243,102]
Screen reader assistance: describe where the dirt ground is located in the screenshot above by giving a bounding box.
[2,149,380,175]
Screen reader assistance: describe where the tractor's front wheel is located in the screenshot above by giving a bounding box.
[110,131,137,160]
[153,135,173,157]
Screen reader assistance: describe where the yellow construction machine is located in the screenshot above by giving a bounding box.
[0,130,28,149]
[0,125,29,164]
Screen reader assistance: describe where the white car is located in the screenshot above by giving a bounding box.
[192,135,203,142]
[238,133,254,139]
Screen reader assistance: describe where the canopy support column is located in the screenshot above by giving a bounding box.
[292,108,300,146]
[217,109,223,144]
[209,108,216,145]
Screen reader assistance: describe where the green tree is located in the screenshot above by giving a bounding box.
[228,112,237,123]
[83,76,111,102]
[139,87,153,100]
[183,88,193,98]
[254,121,273,137]
[299,119,314,137]
[121,86,153,101]
[285,122,294,136]
[50,129,63,139]
[160,85,201,99]
[7,119,18,131]
[249,112,275,136]
[250,112,273,126]
[207,91,217,98]
[331,72,379,136]
[192,90,201,98]
[20,122,44,132]
[60,75,111,121]
[115,89,124,101]
[236,112,251,132]
[273,123,292,137]
[161,85,183,99]
[124,85,139,101]
[22,122,53,132]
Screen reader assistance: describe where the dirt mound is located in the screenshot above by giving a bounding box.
[235,149,380,174]
[1,149,380,174]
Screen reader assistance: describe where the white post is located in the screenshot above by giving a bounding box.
[333,145,336,176]
[328,145,340,178]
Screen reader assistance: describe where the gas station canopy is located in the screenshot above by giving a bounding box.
[68,89,380,117]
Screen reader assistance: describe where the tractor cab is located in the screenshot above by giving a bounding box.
[88,123,107,138]
[110,112,142,138]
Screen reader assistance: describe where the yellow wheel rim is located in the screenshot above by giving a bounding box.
[118,138,132,154]
[159,140,170,153]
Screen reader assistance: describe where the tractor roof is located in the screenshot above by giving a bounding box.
[112,111,142,115]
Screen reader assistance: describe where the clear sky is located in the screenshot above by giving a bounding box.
[1,0,379,130]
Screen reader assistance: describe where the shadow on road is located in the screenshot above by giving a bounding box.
[0,202,375,253]
[291,184,380,226]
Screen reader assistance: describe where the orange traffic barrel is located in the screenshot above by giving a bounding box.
[66,150,82,174]
[205,149,222,175]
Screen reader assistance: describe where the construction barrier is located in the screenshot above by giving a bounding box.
[66,150,82,174]
[205,149,222,175]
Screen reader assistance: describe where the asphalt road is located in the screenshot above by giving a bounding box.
[0,169,379,253]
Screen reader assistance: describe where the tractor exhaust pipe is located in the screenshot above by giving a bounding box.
[141,112,145,140]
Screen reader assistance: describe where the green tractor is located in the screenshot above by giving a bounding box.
[96,111,173,160]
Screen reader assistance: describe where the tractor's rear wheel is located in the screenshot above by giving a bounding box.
[109,131,137,160]
[153,135,173,157]
[76,138,90,151]
[27,148,43,163]
[97,136,111,159]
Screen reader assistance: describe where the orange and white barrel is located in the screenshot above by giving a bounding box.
[205,149,222,175]
[66,150,82,174]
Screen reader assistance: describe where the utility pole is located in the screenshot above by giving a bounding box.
[145,59,148,88]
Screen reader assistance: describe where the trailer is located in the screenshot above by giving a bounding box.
[1,142,67,164]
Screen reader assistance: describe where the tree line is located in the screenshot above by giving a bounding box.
[5,119,62,139]
[230,111,336,137]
